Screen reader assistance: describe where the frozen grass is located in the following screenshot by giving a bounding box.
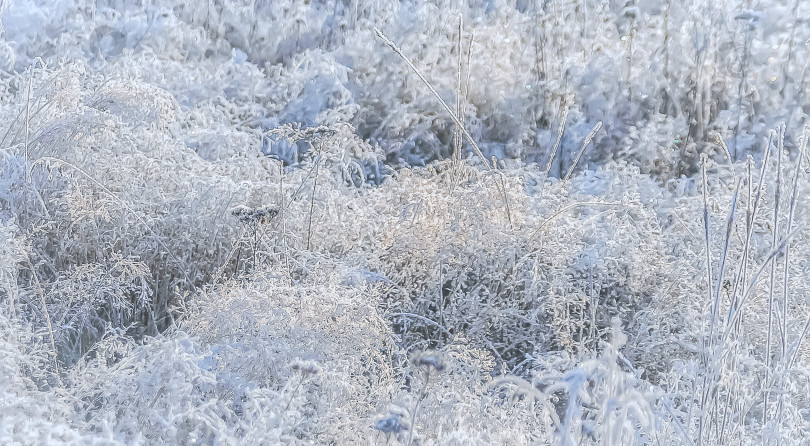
[2,0,810,444]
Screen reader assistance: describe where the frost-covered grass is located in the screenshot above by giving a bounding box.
[2,0,810,444]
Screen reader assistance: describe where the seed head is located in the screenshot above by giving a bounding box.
[410,351,446,372]
[291,359,321,376]
[375,412,409,434]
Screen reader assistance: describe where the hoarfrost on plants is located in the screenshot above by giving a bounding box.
[2,0,810,444]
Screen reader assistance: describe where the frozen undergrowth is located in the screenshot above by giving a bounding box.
[2,0,810,444]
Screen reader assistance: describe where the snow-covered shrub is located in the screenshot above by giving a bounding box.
[364,161,670,377]
[3,0,809,175]
[0,306,120,445]
[3,0,810,444]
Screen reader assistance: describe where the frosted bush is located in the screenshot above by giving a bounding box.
[3,0,809,173]
[2,0,810,444]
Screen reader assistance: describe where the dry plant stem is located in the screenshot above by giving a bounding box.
[718,159,752,444]
[721,228,800,343]
[212,226,249,284]
[697,175,740,446]
[465,29,474,107]
[307,157,319,251]
[711,132,734,164]
[726,141,771,328]
[780,133,804,358]
[710,177,740,346]
[373,27,513,226]
[564,121,602,181]
[24,65,33,164]
[4,58,53,149]
[213,154,320,284]
[690,154,712,438]
[545,105,568,174]
[765,125,784,413]
[280,163,291,285]
[774,126,807,433]
[451,14,463,191]
[23,254,62,387]
[407,367,431,446]
[759,129,776,428]
[281,375,305,420]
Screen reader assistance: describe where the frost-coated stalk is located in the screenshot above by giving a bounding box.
[780,134,804,358]
[698,174,740,446]
[564,121,601,181]
[373,27,513,226]
[453,16,462,160]
[764,127,781,429]
[717,155,759,444]
[690,154,712,441]
[307,155,319,251]
[451,15,464,191]
[722,230,798,343]
[727,146,770,329]
[774,126,807,435]
[280,163,291,285]
[711,178,740,339]
[25,254,62,387]
[700,154,713,350]
[407,367,431,446]
[24,65,32,165]
[545,105,568,175]
[733,24,754,161]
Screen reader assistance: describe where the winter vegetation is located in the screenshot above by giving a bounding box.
[2,0,810,444]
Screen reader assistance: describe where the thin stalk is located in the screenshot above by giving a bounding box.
[24,65,33,164]
[710,177,741,347]
[763,128,778,428]
[407,368,431,446]
[564,121,601,181]
[545,105,568,175]
[697,175,740,446]
[307,157,319,251]
[780,132,805,358]
[774,126,807,433]
[727,146,770,328]
[733,27,753,160]
[451,15,464,192]
[722,227,800,344]
[24,254,62,387]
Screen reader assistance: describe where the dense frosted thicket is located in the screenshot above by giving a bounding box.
[2,1,810,444]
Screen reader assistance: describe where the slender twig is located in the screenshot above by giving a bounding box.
[774,126,808,432]
[23,254,63,387]
[407,367,431,446]
[564,121,602,181]
[545,105,568,174]
[763,127,778,428]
